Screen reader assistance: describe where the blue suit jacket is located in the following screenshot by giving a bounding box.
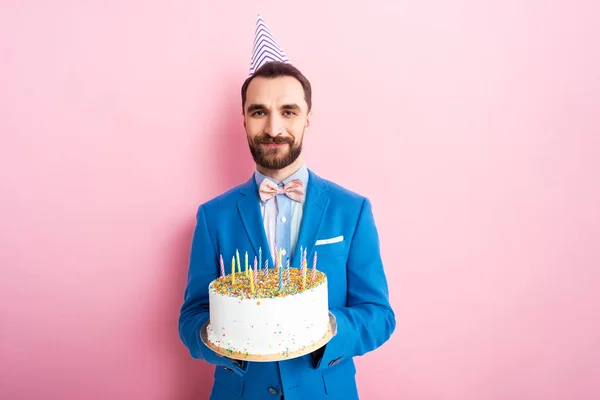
[178,170,395,400]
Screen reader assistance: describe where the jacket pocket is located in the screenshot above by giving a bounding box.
[321,359,357,396]
[214,366,244,396]
[314,237,346,255]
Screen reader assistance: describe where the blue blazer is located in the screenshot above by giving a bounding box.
[178,170,395,400]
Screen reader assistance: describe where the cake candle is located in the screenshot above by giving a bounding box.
[264,259,269,276]
[286,257,290,285]
[253,256,258,284]
[259,247,262,274]
[312,251,317,281]
[236,249,241,274]
[302,253,307,289]
[245,251,249,277]
[279,248,283,271]
[279,259,283,291]
[219,254,225,279]
[249,257,255,294]
[231,256,235,284]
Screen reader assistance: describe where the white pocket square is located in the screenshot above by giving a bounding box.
[315,235,344,246]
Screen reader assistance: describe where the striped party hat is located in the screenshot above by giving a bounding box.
[249,14,290,75]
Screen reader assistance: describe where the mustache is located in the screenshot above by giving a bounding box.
[254,135,294,145]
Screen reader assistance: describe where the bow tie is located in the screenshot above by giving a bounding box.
[259,178,305,203]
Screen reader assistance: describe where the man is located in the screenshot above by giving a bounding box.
[178,59,396,399]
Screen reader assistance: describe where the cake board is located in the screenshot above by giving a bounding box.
[200,311,337,362]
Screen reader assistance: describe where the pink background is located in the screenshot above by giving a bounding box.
[1,1,599,399]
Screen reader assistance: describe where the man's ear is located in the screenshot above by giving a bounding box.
[305,110,312,130]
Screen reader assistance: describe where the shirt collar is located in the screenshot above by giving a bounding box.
[254,162,309,193]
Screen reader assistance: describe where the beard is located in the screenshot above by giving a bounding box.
[247,133,303,170]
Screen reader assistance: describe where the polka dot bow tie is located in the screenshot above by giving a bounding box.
[258,178,305,203]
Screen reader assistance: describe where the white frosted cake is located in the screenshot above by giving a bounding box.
[206,259,331,360]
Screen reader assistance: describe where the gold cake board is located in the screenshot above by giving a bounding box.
[200,311,337,362]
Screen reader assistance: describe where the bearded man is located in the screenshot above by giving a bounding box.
[178,61,396,400]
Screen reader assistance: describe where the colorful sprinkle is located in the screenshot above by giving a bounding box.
[210,268,326,299]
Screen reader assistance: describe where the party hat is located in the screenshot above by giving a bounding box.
[249,14,290,75]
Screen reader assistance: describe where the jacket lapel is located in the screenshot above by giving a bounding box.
[237,176,272,263]
[293,170,330,267]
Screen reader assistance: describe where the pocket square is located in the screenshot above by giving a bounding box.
[315,235,344,246]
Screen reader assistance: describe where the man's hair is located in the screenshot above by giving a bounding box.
[241,61,312,114]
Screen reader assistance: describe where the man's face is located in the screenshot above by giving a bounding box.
[243,76,311,170]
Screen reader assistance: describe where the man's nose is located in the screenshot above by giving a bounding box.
[264,114,284,137]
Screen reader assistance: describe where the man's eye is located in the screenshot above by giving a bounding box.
[283,111,296,116]
[252,111,266,116]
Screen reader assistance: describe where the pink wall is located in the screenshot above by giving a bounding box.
[1,1,599,399]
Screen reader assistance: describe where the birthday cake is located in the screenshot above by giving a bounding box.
[205,250,331,360]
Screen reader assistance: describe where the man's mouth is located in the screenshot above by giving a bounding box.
[262,143,287,148]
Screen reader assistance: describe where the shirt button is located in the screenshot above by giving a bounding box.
[268,387,278,395]
[281,216,287,222]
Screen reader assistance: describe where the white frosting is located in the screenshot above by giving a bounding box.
[207,278,329,356]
